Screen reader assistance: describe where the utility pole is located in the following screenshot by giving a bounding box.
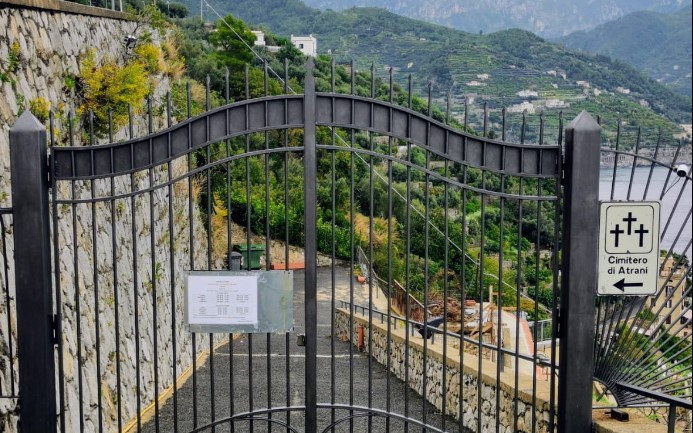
[200,0,203,21]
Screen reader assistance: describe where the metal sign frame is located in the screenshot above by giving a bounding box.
[185,270,294,334]
[597,201,661,296]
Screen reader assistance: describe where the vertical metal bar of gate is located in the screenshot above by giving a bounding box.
[558,111,601,433]
[9,112,57,432]
[303,58,318,432]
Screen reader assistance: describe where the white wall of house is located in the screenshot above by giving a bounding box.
[291,34,317,57]
[252,30,266,46]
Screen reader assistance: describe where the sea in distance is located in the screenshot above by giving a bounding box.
[599,165,692,257]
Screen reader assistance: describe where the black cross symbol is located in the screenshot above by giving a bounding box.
[622,212,637,235]
[610,224,624,247]
[634,224,649,248]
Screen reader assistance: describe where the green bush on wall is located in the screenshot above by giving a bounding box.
[77,48,151,137]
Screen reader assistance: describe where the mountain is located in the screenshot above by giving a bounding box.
[194,0,691,131]
[298,0,691,37]
[556,6,692,96]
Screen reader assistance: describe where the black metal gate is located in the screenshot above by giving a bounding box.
[8,59,615,433]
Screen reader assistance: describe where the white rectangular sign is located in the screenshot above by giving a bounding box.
[598,201,660,295]
[187,274,259,326]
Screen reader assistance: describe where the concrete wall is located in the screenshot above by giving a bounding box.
[0,2,219,432]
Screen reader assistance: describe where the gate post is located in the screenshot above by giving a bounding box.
[9,112,56,432]
[303,57,318,432]
[558,111,600,433]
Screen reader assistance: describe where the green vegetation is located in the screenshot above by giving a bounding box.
[65,0,189,18]
[47,3,680,321]
[28,97,50,123]
[162,10,555,318]
[556,6,692,97]
[38,4,186,140]
[192,0,690,146]
[611,324,692,392]
[77,48,151,136]
[1,41,21,85]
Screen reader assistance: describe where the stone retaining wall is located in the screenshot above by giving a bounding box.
[0,3,218,432]
[335,308,556,433]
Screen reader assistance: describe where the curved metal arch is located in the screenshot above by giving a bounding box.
[51,92,561,181]
[187,406,306,433]
[52,94,305,180]
[316,92,561,179]
[52,146,306,205]
[316,404,447,433]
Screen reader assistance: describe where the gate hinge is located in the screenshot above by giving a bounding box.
[555,307,562,339]
[52,314,59,345]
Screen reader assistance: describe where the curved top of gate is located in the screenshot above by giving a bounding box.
[52,95,560,184]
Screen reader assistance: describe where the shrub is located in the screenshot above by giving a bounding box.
[29,97,50,123]
[133,43,163,75]
[77,49,150,137]
[0,41,20,83]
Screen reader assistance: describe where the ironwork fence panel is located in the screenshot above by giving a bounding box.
[595,136,692,429]
[310,63,563,433]
[47,62,312,433]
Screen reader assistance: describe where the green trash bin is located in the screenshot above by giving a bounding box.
[233,243,264,270]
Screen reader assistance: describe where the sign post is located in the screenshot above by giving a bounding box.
[598,201,661,296]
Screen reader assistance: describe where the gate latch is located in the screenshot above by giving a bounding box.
[296,334,306,347]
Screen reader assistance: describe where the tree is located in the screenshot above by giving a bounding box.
[156,1,189,18]
[209,14,256,67]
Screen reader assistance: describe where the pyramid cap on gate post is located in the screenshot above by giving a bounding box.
[10,111,45,133]
[567,110,601,132]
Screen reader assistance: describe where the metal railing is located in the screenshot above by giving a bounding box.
[337,300,543,368]
[528,319,553,343]
[615,382,692,433]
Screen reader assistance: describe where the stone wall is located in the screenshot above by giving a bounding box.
[0,2,220,432]
[334,308,556,433]
[334,310,678,433]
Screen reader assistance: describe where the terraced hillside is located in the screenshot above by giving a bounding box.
[188,0,691,144]
[557,6,692,97]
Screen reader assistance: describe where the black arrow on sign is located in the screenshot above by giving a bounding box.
[613,278,644,291]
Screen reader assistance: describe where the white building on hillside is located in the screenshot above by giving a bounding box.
[251,30,266,47]
[291,34,317,57]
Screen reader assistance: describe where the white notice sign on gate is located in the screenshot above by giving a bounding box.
[187,274,259,326]
[598,201,661,296]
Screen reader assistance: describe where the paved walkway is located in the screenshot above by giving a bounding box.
[141,267,462,433]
